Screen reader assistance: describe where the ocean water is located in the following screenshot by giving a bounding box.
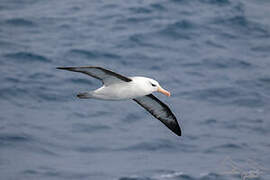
[0,0,270,179]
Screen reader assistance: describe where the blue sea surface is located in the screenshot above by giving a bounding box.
[1,0,270,179]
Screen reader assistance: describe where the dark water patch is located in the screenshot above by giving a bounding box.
[0,133,33,147]
[0,40,22,50]
[187,87,266,107]
[129,7,152,14]
[149,65,162,71]
[5,77,20,83]
[119,177,153,180]
[213,15,270,38]
[116,16,153,25]
[199,0,230,6]
[30,87,69,102]
[129,34,147,46]
[170,0,189,4]
[23,169,38,175]
[67,78,93,85]
[250,126,269,135]
[5,18,36,27]
[199,172,226,180]
[205,40,226,49]
[150,3,166,11]
[102,3,119,9]
[232,97,265,108]
[75,146,109,153]
[119,139,178,152]
[0,87,28,100]
[69,49,121,59]
[69,49,99,58]
[72,123,110,134]
[122,112,142,123]
[59,23,71,29]
[205,143,248,154]
[69,6,81,12]
[201,58,252,69]
[119,172,197,180]
[158,20,196,40]
[258,77,270,84]
[0,134,31,142]
[30,146,59,156]
[4,52,51,63]
[251,45,270,52]
[186,87,241,104]
[22,167,100,179]
[124,33,165,49]
[28,72,54,80]
[222,119,268,134]
[201,118,217,125]
[236,78,270,96]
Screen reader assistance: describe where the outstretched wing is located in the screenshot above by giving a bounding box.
[57,66,132,86]
[133,94,181,136]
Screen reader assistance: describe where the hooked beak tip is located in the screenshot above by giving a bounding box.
[158,87,171,97]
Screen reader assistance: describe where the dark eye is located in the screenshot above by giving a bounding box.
[151,83,156,87]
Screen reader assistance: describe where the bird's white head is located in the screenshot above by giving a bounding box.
[148,78,171,97]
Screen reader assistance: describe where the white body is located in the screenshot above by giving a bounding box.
[91,77,155,100]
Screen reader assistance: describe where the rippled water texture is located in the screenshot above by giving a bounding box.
[0,0,270,179]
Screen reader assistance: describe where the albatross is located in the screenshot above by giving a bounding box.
[57,66,181,136]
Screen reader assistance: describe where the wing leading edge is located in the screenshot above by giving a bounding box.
[57,66,132,85]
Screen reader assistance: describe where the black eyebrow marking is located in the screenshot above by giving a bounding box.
[149,82,157,87]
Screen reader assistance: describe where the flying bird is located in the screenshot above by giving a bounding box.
[57,66,181,136]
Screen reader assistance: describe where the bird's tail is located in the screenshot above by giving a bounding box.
[77,92,93,99]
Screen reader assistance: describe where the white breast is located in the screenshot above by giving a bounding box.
[91,77,153,100]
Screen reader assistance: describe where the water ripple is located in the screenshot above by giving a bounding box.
[4,52,51,63]
[5,18,36,27]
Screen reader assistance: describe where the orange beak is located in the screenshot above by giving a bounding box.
[157,86,171,97]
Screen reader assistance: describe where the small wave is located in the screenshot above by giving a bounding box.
[158,20,197,40]
[122,112,142,123]
[201,118,217,125]
[129,7,152,14]
[4,52,51,63]
[0,133,34,148]
[119,177,152,180]
[67,78,93,85]
[28,72,54,80]
[205,143,245,153]
[201,58,252,69]
[69,49,121,59]
[186,87,241,102]
[0,87,28,100]
[232,95,265,108]
[213,15,270,38]
[199,0,230,6]
[72,123,110,134]
[75,146,109,153]
[119,171,223,180]
[0,134,31,143]
[182,58,252,69]
[150,3,166,11]
[5,18,36,27]
[119,139,178,152]
[251,45,270,52]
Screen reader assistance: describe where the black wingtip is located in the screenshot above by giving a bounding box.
[171,124,182,136]
[175,127,182,136]
[56,67,78,72]
[57,67,71,70]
